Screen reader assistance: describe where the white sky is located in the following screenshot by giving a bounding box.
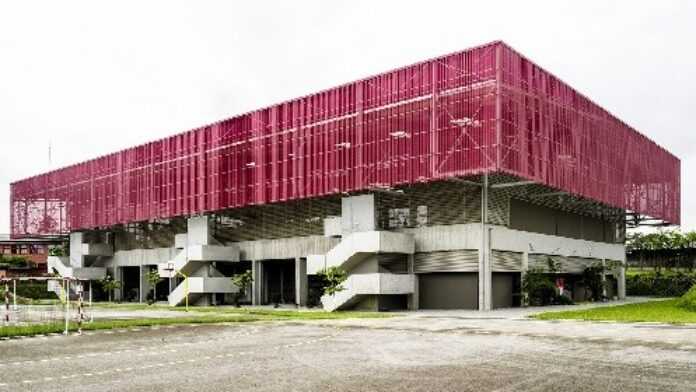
[1,1,694,234]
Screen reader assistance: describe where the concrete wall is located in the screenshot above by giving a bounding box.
[509,199,619,243]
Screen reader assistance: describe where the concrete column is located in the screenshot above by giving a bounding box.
[187,215,212,246]
[139,263,144,303]
[601,258,607,299]
[617,262,626,300]
[521,251,529,306]
[69,232,84,267]
[252,260,263,306]
[114,267,123,302]
[295,258,308,307]
[478,174,492,311]
[407,254,419,310]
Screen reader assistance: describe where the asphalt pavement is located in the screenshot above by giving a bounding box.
[1,307,695,391]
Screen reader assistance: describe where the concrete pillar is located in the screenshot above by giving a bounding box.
[617,262,626,300]
[252,260,263,306]
[69,232,84,267]
[478,174,492,311]
[407,254,419,310]
[521,251,529,306]
[187,215,212,246]
[295,258,308,307]
[139,263,144,303]
[114,267,123,302]
[601,258,607,299]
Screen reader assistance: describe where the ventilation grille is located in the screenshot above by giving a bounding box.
[378,253,409,274]
[528,254,601,273]
[414,249,478,272]
[491,250,522,272]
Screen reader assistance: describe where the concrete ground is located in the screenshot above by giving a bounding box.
[1,300,696,391]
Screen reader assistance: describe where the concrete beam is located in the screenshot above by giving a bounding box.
[490,180,535,189]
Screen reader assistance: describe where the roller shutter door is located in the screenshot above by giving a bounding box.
[418,273,478,309]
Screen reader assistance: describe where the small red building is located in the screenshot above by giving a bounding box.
[0,235,64,278]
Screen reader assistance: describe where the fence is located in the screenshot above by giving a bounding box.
[1,278,92,335]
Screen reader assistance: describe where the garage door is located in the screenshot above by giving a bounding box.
[418,273,478,309]
[492,272,518,309]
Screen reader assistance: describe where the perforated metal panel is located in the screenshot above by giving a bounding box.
[491,250,522,272]
[10,41,679,237]
[414,250,478,273]
[528,254,601,273]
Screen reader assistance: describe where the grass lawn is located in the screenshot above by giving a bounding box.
[626,267,695,277]
[0,304,392,338]
[534,299,696,324]
[0,314,260,338]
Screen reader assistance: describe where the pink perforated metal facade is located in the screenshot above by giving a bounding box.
[9,41,680,237]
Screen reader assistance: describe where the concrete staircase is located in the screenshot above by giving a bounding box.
[167,276,240,306]
[47,256,106,280]
[320,273,416,311]
[308,230,416,311]
[157,216,240,306]
[307,231,415,274]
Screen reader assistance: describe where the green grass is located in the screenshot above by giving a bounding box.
[0,314,261,338]
[534,299,696,324]
[626,267,695,277]
[0,304,391,338]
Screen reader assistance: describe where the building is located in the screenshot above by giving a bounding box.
[0,234,63,278]
[9,41,680,310]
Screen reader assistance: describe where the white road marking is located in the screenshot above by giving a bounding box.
[0,326,338,388]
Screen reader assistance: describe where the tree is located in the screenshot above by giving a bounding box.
[230,270,253,307]
[145,269,161,304]
[100,275,122,302]
[580,263,608,302]
[48,243,68,257]
[317,266,348,296]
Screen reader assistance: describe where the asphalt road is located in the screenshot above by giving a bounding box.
[1,314,696,391]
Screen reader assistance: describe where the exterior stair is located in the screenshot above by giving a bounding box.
[47,256,106,280]
[308,230,416,312]
[157,241,240,306]
[167,276,239,306]
[320,273,416,311]
[307,231,415,274]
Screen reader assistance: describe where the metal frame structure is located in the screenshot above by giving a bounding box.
[10,41,680,237]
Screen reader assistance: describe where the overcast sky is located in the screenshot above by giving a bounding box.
[1,1,694,234]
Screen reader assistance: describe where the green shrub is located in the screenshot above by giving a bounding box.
[0,254,29,268]
[317,266,348,296]
[0,282,58,300]
[522,265,575,306]
[677,285,696,312]
[626,272,696,297]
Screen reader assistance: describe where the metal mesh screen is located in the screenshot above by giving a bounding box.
[10,41,679,237]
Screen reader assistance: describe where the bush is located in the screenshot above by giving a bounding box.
[316,266,348,296]
[0,282,58,300]
[627,272,696,297]
[678,285,696,312]
[522,267,575,306]
[0,255,29,268]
